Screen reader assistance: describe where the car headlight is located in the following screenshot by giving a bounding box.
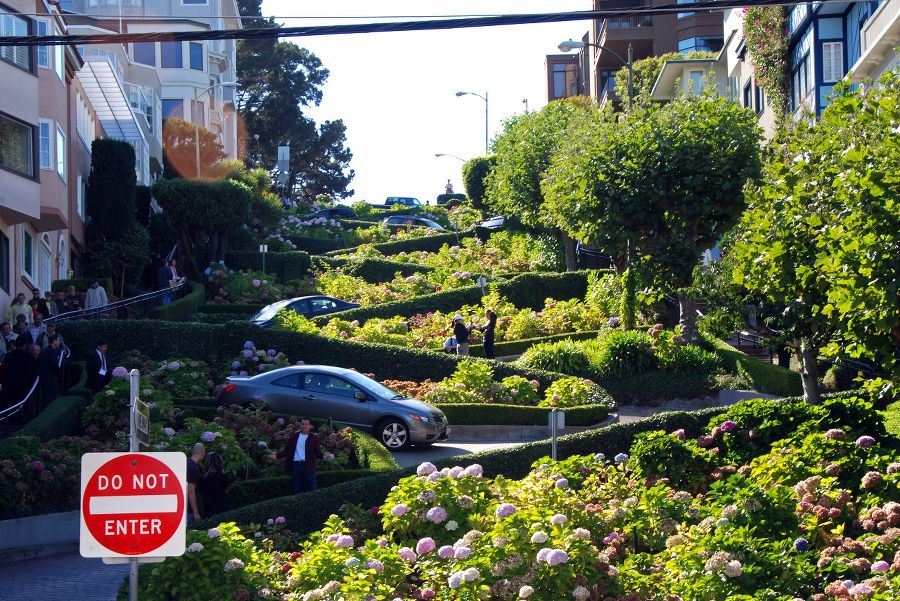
[408,413,434,423]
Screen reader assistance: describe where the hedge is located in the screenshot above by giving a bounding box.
[316,271,591,327]
[596,370,714,404]
[224,250,311,282]
[436,403,610,426]
[51,278,112,293]
[146,280,205,322]
[10,395,90,443]
[329,257,438,284]
[198,304,263,314]
[468,330,601,358]
[436,193,467,205]
[55,320,615,409]
[325,231,476,258]
[192,406,729,533]
[709,337,803,397]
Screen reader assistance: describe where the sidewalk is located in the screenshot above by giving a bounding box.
[0,551,128,601]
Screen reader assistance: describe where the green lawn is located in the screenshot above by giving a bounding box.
[881,400,900,437]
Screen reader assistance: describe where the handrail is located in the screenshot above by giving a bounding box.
[48,278,187,324]
[0,376,40,436]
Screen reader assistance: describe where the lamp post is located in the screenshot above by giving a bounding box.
[193,82,238,177]
[558,40,633,112]
[455,91,488,154]
[253,134,260,167]
[435,153,466,162]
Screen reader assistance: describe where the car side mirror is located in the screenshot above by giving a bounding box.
[355,392,367,402]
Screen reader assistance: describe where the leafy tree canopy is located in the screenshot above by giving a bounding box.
[161,117,227,179]
[236,0,353,201]
[730,73,900,401]
[614,51,718,105]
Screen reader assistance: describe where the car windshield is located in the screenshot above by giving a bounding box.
[249,301,292,322]
[342,370,407,399]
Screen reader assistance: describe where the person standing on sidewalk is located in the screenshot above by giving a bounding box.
[452,314,474,356]
[84,279,108,317]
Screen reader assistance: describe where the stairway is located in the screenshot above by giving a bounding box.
[724,334,775,364]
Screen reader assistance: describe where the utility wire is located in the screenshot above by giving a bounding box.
[0,0,869,46]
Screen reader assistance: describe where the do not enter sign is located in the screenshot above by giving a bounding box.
[80,452,186,557]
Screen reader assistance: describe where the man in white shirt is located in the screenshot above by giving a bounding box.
[84,279,108,311]
[5,293,32,325]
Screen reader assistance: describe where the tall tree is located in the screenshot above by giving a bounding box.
[488,100,606,271]
[235,0,353,201]
[161,117,228,179]
[544,88,761,341]
[730,74,900,403]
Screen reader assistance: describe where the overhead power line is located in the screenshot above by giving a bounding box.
[0,0,868,46]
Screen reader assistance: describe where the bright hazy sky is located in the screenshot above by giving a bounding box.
[261,1,590,206]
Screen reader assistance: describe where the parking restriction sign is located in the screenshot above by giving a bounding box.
[80,452,186,557]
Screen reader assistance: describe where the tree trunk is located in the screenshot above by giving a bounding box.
[207,230,220,266]
[799,339,821,404]
[678,293,700,344]
[177,226,202,280]
[560,231,577,272]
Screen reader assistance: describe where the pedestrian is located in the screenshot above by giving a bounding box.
[44,291,57,319]
[445,179,453,194]
[65,285,82,314]
[12,318,30,345]
[442,335,458,354]
[198,451,230,517]
[155,260,173,305]
[1,321,15,348]
[186,443,205,524]
[451,314,474,356]
[269,417,333,494]
[169,260,182,302]
[6,293,32,325]
[0,336,33,421]
[36,334,62,413]
[27,312,46,346]
[86,338,112,394]
[84,279,108,315]
[28,288,50,320]
[481,309,497,359]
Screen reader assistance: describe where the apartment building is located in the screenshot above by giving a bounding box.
[61,0,241,169]
[0,0,89,309]
[549,0,724,105]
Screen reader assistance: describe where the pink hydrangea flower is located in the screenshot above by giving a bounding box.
[546,549,569,565]
[426,507,448,524]
[275,516,285,524]
[463,464,483,477]
[336,535,354,548]
[454,546,472,559]
[495,503,517,519]
[417,462,437,476]
[416,537,436,555]
[438,545,455,559]
[398,547,416,561]
[390,504,409,517]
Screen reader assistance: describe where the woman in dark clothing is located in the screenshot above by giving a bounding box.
[451,314,474,356]
[481,309,497,359]
[198,452,230,517]
[2,337,35,420]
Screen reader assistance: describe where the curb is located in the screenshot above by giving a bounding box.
[449,413,618,442]
[0,511,80,563]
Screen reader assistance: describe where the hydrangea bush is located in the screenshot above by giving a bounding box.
[148,396,900,600]
[204,263,308,304]
[122,350,217,397]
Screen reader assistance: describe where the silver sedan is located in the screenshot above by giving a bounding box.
[216,365,449,451]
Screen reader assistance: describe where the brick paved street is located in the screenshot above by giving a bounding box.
[0,552,127,601]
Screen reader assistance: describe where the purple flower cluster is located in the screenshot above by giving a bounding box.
[495,503,517,519]
[426,506,448,524]
[720,420,737,433]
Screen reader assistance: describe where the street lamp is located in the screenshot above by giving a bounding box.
[194,82,238,177]
[253,133,260,167]
[455,91,488,154]
[435,153,466,162]
[558,40,633,112]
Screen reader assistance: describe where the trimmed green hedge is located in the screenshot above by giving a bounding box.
[224,250,311,282]
[192,406,727,532]
[437,403,610,426]
[709,337,803,397]
[14,395,90,443]
[56,320,615,409]
[597,370,713,404]
[332,258,438,284]
[51,278,112,293]
[317,271,591,327]
[468,330,601,358]
[284,237,346,255]
[325,231,476,258]
[147,280,205,322]
[198,304,263,314]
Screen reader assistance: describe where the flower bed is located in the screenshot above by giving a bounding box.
[142,395,900,601]
[204,263,315,304]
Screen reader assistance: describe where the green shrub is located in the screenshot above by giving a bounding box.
[630,429,713,488]
[436,193,468,205]
[326,231,475,258]
[708,337,803,397]
[147,280,205,321]
[224,250,312,281]
[517,339,591,374]
[598,370,712,404]
[16,395,91,442]
[51,278,112,293]
[468,330,600,358]
[593,329,655,378]
[434,403,609,426]
[198,304,264,314]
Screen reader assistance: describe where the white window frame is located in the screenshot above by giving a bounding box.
[77,175,86,222]
[76,90,95,148]
[0,8,31,71]
[689,70,704,94]
[56,124,66,181]
[39,119,53,170]
[54,25,64,83]
[36,19,49,68]
[822,41,843,83]
[22,227,35,281]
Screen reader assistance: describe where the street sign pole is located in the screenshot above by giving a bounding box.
[129,369,139,601]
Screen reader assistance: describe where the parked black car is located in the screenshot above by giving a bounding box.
[247,295,360,328]
[217,365,450,450]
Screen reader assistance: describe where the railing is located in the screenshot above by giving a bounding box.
[861,0,900,54]
[0,378,40,437]
[48,279,188,324]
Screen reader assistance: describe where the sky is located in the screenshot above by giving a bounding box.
[261,0,591,206]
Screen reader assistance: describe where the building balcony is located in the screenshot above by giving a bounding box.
[850,0,900,83]
[596,16,656,64]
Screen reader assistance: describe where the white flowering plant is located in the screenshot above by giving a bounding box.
[81,374,174,444]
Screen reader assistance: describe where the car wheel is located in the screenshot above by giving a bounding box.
[377,419,410,451]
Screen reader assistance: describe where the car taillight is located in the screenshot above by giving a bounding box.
[222,384,236,393]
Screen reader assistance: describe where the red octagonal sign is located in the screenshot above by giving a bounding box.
[81,453,186,557]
